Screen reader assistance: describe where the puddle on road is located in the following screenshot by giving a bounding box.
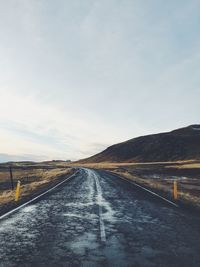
[63,212,98,220]
[65,202,94,207]
[63,213,84,218]
[22,205,37,213]
[103,235,127,267]
[67,232,100,256]
[101,199,116,224]
[0,210,36,232]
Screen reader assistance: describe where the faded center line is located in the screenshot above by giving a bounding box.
[92,171,106,243]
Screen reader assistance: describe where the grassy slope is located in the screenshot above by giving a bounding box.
[78,125,200,163]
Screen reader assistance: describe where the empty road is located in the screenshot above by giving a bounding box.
[0,168,200,267]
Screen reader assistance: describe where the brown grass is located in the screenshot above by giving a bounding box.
[112,169,200,210]
[71,159,200,169]
[0,166,74,215]
[72,160,200,210]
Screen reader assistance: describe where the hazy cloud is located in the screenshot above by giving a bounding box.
[0,0,199,161]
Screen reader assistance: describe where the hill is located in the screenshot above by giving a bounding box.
[79,125,200,163]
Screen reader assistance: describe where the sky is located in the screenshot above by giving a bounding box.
[0,0,199,162]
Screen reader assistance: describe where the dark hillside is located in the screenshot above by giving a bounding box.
[79,125,200,163]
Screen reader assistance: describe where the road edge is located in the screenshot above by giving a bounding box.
[104,170,179,208]
[0,171,78,221]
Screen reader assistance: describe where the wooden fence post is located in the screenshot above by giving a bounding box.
[9,166,14,190]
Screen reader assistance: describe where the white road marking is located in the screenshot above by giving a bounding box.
[0,171,77,221]
[85,169,106,242]
[94,173,106,242]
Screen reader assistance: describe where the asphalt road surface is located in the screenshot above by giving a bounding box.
[0,168,200,267]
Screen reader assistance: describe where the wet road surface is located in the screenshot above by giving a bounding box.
[0,168,200,267]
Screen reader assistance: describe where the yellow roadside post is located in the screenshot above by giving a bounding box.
[15,181,21,201]
[173,180,178,200]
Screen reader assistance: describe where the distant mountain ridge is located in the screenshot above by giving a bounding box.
[79,125,200,163]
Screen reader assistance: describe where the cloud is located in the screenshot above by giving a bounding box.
[0,89,121,160]
[0,0,199,161]
[0,153,47,163]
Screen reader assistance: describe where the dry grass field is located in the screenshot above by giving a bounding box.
[1,160,199,215]
[0,162,74,215]
[71,160,200,210]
